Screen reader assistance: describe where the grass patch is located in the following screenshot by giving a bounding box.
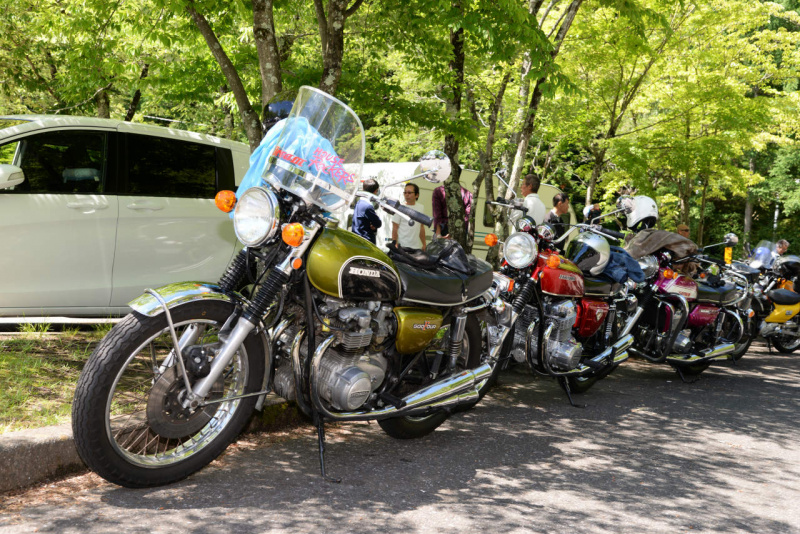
[0,330,100,433]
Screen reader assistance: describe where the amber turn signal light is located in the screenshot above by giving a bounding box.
[215,190,236,213]
[663,268,675,279]
[547,255,561,269]
[282,223,305,247]
[484,234,499,247]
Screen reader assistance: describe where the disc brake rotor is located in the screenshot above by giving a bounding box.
[146,366,223,439]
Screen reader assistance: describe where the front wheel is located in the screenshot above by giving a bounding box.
[379,314,487,439]
[771,333,800,354]
[72,300,264,488]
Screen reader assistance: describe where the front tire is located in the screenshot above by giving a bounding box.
[772,333,800,353]
[72,300,264,488]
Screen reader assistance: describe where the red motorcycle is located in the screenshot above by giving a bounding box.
[487,206,638,405]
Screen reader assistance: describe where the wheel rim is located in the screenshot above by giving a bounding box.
[776,334,800,350]
[104,319,249,468]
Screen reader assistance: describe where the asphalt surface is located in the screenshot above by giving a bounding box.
[1,342,799,534]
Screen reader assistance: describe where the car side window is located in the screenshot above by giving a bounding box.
[0,131,107,194]
[126,134,217,198]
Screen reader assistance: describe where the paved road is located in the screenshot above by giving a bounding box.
[2,342,799,534]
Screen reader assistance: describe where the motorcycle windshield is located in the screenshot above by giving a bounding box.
[262,86,364,212]
[750,240,776,269]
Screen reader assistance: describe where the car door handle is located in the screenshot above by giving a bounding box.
[126,201,164,211]
[66,201,110,211]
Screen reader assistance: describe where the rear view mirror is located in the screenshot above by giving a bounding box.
[724,232,739,246]
[0,164,24,190]
[414,150,451,183]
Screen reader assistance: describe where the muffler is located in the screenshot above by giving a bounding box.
[306,335,492,422]
[666,342,735,366]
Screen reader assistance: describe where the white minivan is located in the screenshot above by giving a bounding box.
[0,115,250,317]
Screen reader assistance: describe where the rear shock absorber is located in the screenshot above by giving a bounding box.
[218,249,249,293]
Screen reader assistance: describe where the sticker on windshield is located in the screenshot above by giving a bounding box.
[272,146,306,167]
[309,148,355,185]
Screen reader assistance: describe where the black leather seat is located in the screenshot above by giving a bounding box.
[768,289,800,306]
[584,277,622,297]
[395,256,493,305]
[696,281,739,305]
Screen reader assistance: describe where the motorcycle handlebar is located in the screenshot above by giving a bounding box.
[383,199,434,228]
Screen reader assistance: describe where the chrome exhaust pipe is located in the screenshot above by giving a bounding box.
[556,334,634,377]
[309,335,492,422]
[667,342,735,366]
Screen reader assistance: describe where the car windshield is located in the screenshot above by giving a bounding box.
[262,87,364,212]
[749,240,776,269]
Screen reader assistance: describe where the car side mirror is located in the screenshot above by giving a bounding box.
[0,164,24,190]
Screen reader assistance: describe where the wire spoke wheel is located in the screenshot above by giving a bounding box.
[72,300,263,487]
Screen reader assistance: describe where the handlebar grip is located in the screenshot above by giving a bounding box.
[384,200,434,227]
[600,228,625,240]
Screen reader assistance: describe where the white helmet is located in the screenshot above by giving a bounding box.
[618,195,658,231]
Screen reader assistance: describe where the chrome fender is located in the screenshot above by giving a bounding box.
[128,282,240,317]
[128,282,274,411]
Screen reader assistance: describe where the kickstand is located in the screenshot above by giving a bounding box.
[314,414,341,483]
[676,367,700,384]
[559,377,586,408]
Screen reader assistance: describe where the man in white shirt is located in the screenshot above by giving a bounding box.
[392,183,426,251]
[510,173,546,227]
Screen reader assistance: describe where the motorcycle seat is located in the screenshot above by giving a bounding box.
[768,288,800,305]
[584,277,622,297]
[696,280,739,305]
[394,256,493,306]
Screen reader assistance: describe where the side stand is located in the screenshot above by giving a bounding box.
[314,413,341,484]
[676,367,700,384]
[559,377,586,408]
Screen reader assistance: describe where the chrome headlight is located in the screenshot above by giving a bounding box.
[503,232,538,269]
[234,187,280,247]
[638,254,658,278]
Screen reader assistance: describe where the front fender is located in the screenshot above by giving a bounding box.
[128,282,242,317]
[129,281,275,411]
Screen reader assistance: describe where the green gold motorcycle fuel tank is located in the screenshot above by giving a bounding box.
[394,307,444,354]
[306,227,401,301]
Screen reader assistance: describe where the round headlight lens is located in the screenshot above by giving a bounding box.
[234,187,280,246]
[638,254,658,278]
[503,232,538,269]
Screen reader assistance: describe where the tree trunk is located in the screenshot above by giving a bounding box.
[506,0,584,198]
[124,64,149,122]
[443,17,467,248]
[187,2,262,150]
[253,0,282,107]
[96,89,110,119]
[697,177,709,245]
[315,0,364,95]
[744,155,754,249]
[586,145,606,206]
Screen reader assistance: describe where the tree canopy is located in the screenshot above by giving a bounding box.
[1,0,798,253]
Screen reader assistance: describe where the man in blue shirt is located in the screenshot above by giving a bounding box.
[352,178,382,244]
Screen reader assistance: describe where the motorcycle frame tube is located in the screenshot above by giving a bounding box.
[309,335,492,421]
[660,295,690,359]
[619,306,644,338]
[719,307,745,344]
